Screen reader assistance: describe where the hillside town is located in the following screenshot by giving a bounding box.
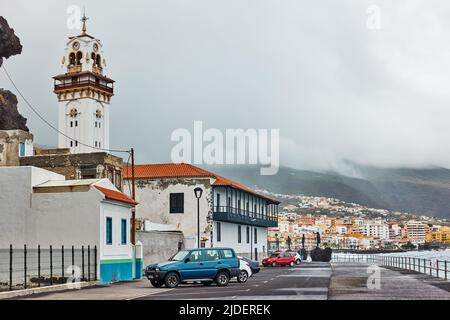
[2,3,450,304]
[265,194,450,251]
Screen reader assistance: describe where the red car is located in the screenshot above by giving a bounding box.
[262,252,296,267]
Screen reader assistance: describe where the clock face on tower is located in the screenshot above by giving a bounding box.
[72,41,80,50]
[93,43,99,52]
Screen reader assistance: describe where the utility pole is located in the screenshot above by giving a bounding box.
[130,148,136,245]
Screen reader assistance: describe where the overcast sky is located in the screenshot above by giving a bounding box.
[2,0,450,174]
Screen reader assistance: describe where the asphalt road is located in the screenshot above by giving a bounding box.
[8,261,450,300]
[136,262,331,300]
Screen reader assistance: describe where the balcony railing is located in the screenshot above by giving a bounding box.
[213,206,278,227]
[54,80,113,93]
[92,66,103,75]
[67,65,82,73]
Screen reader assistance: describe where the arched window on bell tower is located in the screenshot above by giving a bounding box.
[76,51,83,65]
[69,52,76,66]
[95,54,102,68]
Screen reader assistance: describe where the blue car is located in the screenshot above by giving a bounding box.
[145,247,241,288]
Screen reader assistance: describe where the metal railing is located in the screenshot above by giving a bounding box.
[332,253,449,280]
[0,244,97,292]
[54,79,113,93]
[214,205,277,222]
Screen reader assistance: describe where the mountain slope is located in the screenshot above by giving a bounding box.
[205,165,450,219]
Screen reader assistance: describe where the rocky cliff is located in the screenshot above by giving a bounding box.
[0,16,22,67]
[0,89,29,131]
[0,16,28,131]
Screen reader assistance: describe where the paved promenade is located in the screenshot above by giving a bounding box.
[5,261,450,300]
[329,262,450,300]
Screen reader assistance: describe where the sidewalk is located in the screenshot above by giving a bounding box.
[7,279,168,300]
[329,262,450,300]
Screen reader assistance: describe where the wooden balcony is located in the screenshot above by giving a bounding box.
[54,79,113,94]
[213,206,278,227]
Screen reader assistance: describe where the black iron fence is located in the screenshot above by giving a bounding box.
[332,253,449,280]
[0,245,97,292]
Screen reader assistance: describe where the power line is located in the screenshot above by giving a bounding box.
[1,64,130,155]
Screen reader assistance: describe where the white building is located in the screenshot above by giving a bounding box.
[357,223,389,240]
[278,220,290,233]
[335,226,347,235]
[53,15,113,153]
[0,166,139,284]
[123,163,280,261]
[406,221,427,244]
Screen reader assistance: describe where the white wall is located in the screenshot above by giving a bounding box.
[128,177,214,248]
[58,98,109,153]
[0,168,134,254]
[99,201,132,261]
[29,189,101,248]
[214,221,268,260]
[0,167,64,248]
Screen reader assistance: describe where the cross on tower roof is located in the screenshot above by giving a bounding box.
[81,9,89,35]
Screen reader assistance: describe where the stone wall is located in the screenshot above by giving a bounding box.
[137,230,184,265]
[0,129,33,166]
[19,151,123,190]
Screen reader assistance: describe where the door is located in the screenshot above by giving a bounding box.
[280,252,291,265]
[179,250,204,280]
[201,249,221,278]
[220,249,238,268]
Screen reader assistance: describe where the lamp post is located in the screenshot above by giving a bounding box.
[194,187,203,248]
[250,218,256,259]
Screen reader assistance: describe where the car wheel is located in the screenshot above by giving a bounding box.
[289,261,295,267]
[150,279,163,288]
[237,270,249,283]
[215,270,230,287]
[271,262,277,267]
[201,281,213,286]
[296,259,301,265]
[164,272,180,288]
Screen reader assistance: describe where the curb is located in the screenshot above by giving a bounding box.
[0,281,100,299]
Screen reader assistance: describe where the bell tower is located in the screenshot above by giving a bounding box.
[53,13,114,153]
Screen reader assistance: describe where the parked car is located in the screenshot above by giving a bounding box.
[145,247,240,288]
[237,256,261,274]
[287,251,302,265]
[262,251,296,267]
[236,258,253,283]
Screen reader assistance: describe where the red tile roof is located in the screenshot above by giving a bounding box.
[123,163,280,203]
[94,185,138,206]
[123,163,212,179]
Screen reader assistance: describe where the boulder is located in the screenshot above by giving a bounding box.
[0,89,28,131]
[0,16,22,67]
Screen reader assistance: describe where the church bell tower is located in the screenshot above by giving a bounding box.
[53,14,114,153]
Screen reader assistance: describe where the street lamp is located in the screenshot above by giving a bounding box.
[250,218,256,259]
[194,187,203,248]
